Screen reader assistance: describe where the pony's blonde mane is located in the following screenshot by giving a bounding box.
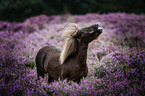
[60,23,79,64]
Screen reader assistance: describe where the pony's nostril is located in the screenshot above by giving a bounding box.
[98,27,103,33]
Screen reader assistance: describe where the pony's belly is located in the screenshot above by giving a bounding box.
[62,67,88,81]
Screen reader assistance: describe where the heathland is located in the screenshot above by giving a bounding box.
[0,13,145,95]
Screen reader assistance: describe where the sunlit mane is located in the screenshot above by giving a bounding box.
[60,23,79,64]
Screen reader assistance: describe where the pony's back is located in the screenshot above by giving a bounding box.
[35,46,61,80]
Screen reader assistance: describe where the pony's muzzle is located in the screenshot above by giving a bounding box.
[93,22,101,28]
[92,23,103,33]
[98,27,103,33]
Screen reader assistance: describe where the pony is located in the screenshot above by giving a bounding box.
[35,23,103,83]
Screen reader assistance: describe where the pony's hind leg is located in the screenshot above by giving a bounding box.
[37,75,40,80]
[36,68,40,80]
[37,69,45,80]
[48,74,54,83]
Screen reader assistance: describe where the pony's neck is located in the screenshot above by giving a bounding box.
[77,43,88,65]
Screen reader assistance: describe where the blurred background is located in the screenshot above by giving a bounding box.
[0,0,145,95]
[0,0,144,22]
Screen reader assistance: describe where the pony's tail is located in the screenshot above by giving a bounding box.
[36,52,47,80]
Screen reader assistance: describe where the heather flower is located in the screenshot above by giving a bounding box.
[0,13,145,95]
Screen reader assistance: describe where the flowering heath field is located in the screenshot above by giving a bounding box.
[0,13,145,95]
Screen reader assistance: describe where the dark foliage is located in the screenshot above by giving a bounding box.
[0,0,144,22]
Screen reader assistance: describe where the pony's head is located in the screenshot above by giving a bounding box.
[76,23,103,43]
[60,23,103,64]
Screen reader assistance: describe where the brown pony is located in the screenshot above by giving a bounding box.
[35,23,103,83]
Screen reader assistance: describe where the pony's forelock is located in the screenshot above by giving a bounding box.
[60,23,79,64]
